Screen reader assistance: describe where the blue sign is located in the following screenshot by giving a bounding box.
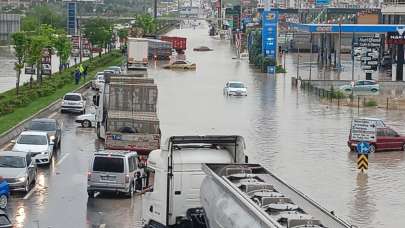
[262,11,278,59]
[356,141,370,154]
[316,0,330,6]
[67,2,77,36]
[267,66,276,75]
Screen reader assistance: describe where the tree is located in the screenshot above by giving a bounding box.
[135,14,156,35]
[83,18,113,56]
[21,16,39,32]
[26,34,51,85]
[117,28,128,44]
[11,32,28,95]
[54,30,72,71]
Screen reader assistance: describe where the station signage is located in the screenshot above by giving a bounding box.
[387,31,405,45]
[262,10,278,59]
[351,119,377,142]
[358,35,380,72]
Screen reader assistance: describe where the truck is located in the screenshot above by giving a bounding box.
[160,36,187,54]
[127,38,149,70]
[93,73,160,160]
[141,135,247,228]
[147,39,172,60]
[200,163,352,228]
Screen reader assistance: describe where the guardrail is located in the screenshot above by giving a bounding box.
[0,81,91,147]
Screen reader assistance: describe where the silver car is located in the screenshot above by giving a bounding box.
[340,80,379,93]
[0,151,36,193]
[87,150,139,198]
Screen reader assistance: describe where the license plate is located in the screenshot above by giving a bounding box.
[101,176,116,181]
[68,102,76,105]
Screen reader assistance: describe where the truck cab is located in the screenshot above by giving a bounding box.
[142,135,247,228]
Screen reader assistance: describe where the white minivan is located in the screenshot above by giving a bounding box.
[87,150,139,198]
[61,92,86,114]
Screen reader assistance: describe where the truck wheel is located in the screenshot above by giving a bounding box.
[82,120,91,128]
[88,191,94,198]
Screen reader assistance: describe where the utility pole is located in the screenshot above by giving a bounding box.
[154,0,158,19]
[309,32,313,81]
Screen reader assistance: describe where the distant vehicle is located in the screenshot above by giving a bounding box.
[83,49,91,57]
[348,127,405,153]
[340,80,379,93]
[75,113,96,128]
[0,210,12,228]
[107,66,122,74]
[353,47,366,56]
[87,150,139,198]
[0,151,36,193]
[12,131,54,165]
[162,60,196,70]
[61,92,86,114]
[0,178,9,209]
[127,38,148,71]
[26,118,62,150]
[223,81,248,96]
[91,72,105,90]
[193,46,212,51]
[71,48,80,57]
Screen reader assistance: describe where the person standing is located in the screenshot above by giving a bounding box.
[83,65,88,81]
[74,69,81,85]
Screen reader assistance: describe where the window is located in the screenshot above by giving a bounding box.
[17,135,47,145]
[145,167,155,192]
[386,129,398,137]
[229,83,245,88]
[355,81,365,86]
[29,121,57,131]
[0,156,26,168]
[128,156,136,172]
[93,157,124,173]
[377,129,386,137]
[64,95,81,101]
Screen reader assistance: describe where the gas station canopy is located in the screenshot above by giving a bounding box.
[289,23,405,34]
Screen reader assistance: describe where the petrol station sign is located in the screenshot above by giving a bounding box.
[262,10,278,59]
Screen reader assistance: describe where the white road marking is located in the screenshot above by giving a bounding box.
[48,112,58,119]
[23,185,38,200]
[56,153,70,166]
[0,143,12,151]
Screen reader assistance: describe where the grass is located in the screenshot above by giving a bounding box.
[365,100,378,107]
[0,51,123,135]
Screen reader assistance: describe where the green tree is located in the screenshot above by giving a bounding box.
[135,14,156,35]
[11,32,28,95]
[117,28,128,44]
[54,30,72,71]
[26,34,51,85]
[83,18,113,56]
[21,16,39,32]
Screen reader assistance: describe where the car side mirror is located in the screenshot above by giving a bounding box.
[29,163,35,168]
[11,139,16,144]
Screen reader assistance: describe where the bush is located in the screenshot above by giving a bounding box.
[365,100,377,107]
[276,65,286,73]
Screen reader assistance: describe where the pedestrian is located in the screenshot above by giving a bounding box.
[79,63,84,79]
[74,58,77,65]
[83,65,88,81]
[74,69,81,85]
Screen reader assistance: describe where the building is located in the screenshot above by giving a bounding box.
[0,14,20,42]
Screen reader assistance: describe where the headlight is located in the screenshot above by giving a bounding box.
[41,151,49,155]
[18,176,26,182]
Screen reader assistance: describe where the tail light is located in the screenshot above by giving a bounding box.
[125,175,130,183]
[87,172,91,181]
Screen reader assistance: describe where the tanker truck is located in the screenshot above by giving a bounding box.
[141,135,248,228]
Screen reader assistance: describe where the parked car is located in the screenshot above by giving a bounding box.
[223,81,248,96]
[340,80,379,93]
[75,113,96,128]
[12,131,54,165]
[348,127,405,153]
[193,46,213,51]
[0,178,9,209]
[0,210,12,228]
[0,151,36,193]
[91,72,105,90]
[381,55,392,69]
[103,69,115,75]
[162,60,196,70]
[87,150,139,198]
[61,92,86,114]
[26,118,62,150]
[107,66,122,74]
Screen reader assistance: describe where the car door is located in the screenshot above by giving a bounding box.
[26,154,35,183]
[385,128,403,150]
[376,128,389,150]
[354,81,365,91]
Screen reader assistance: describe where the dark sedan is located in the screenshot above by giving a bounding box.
[26,118,62,150]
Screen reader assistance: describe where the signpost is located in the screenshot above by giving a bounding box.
[262,10,278,75]
[358,35,380,80]
[350,118,377,142]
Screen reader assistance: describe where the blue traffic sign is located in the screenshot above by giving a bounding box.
[356,141,370,154]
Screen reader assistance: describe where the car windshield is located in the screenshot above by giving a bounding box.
[0,156,26,168]
[17,135,47,145]
[64,95,81,101]
[93,157,124,173]
[29,121,56,131]
[229,83,245,88]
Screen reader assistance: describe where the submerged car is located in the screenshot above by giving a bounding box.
[348,127,405,153]
[0,151,36,193]
[26,118,62,150]
[75,113,96,128]
[193,46,213,51]
[340,80,379,93]
[163,60,196,70]
[12,131,54,165]
[107,66,122,74]
[223,81,248,96]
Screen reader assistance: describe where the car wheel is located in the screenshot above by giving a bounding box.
[371,88,378,92]
[126,182,134,198]
[24,179,31,193]
[0,194,7,209]
[369,144,376,153]
[82,120,91,128]
[402,144,405,152]
[87,191,94,198]
[184,67,188,70]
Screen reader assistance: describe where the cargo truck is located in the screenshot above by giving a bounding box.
[93,73,160,159]
[160,36,187,54]
[127,38,149,70]
[141,135,247,228]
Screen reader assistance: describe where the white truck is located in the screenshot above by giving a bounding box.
[141,135,247,228]
[127,38,149,71]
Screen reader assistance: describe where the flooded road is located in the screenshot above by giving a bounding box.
[1,23,405,227]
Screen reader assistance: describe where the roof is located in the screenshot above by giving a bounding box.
[94,150,138,157]
[20,131,48,136]
[228,81,244,84]
[290,23,405,33]
[64,92,81,96]
[31,118,56,123]
[0,151,27,157]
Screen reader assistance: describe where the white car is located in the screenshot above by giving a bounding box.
[75,113,96,128]
[12,131,54,165]
[61,92,86,114]
[107,66,122,74]
[91,72,105,90]
[223,81,248,96]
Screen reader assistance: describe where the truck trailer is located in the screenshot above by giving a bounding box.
[127,38,149,70]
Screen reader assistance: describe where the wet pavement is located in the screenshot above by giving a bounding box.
[0,23,404,228]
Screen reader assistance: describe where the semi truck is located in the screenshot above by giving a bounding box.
[127,38,149,70]
[147,39,172,60]
[160,36,187,54]
[141,135,247,228]
[93,73,160,159]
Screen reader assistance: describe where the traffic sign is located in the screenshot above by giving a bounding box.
[361,57,371,61]
[357,154,369,172]
[351,118,377,142]
[356,141,370,154]
[364,70,374,73]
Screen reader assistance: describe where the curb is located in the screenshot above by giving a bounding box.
[0,81,91,147]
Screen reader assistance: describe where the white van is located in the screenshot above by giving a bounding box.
[87,150,139,198]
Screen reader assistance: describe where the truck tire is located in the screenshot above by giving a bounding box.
[88,191,94,198]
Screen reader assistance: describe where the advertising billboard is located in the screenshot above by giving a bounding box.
[262,10,278,59]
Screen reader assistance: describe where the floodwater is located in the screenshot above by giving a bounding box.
[150,23,405,228]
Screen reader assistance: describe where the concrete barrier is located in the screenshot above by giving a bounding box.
[0,81,91,148]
